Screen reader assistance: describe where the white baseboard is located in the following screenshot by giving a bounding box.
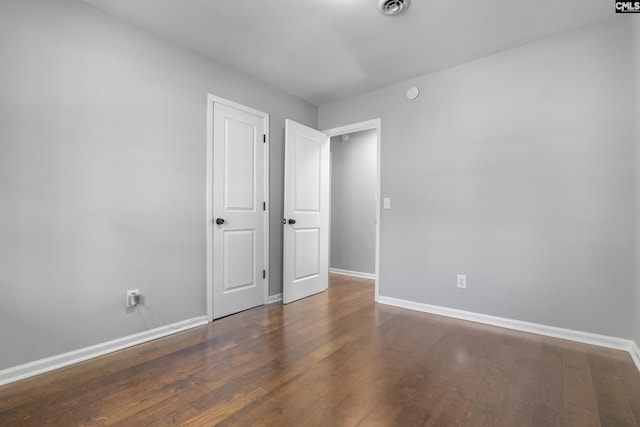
[267,293,282,304]
[329,268,376,280]
[3,303,637,388]
[378,296,639,369]
[631,341,640,372]
[0,315,208,387]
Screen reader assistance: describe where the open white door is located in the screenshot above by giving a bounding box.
[283,119,330,304]
[211,102,266,319]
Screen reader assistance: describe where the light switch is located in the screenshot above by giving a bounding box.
[383,198,391,209]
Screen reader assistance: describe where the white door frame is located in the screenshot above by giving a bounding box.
[206,94,270,322]
[322,119,381,302]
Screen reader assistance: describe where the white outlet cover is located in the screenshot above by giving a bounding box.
[126,289,140,307]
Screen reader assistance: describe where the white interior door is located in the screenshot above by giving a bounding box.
[212,102,265,319]
[283,119,330,304]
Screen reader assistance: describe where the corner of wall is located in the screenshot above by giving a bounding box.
[633,17,640,349]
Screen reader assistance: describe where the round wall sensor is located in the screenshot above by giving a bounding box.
[406,86,419,100]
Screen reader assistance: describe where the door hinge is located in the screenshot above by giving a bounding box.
[263,201,266,211]
[263,269,266,279]
[263,134,266,143]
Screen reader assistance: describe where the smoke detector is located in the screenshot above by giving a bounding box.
[377,0,410,16]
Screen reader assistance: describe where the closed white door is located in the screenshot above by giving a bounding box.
[212,102,265,319]
[283,119,330,304]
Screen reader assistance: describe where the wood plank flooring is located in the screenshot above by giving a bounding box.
[1,274,639,426]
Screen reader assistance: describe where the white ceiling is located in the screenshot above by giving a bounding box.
[82,0,613,106]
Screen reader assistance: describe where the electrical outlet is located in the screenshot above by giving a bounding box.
[457,275,466,289]
[126,289,140,307]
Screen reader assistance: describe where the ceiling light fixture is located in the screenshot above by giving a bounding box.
[377,0,410,16]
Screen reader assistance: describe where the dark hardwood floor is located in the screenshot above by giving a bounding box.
[1,274,639,426]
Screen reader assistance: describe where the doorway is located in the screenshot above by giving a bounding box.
[281,119,381,304]
[329,128,377,279]
[323,119,381,301]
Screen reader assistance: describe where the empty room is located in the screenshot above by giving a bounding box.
[1,0,640,425]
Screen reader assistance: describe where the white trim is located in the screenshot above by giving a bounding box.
[378,295,636,354]
[0,316,208,387]
[263,117,270,306]
[206,96,214,322]
[631,341,640,372]
[206,95,270,322]
[329,268,376,280]
[322,119,382,303]
[267,293,283,304]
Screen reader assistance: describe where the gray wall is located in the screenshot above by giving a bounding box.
[634,17,640,347]
[0,0,317,370]
[330,129,377,275]
[319,19,635,338]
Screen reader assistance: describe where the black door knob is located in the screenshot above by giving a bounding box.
[216,218,225,225]
[288,219,296,225]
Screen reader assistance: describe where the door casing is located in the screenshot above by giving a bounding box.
[206,94,270,322]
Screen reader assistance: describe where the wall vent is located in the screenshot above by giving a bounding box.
[377,0,410,16]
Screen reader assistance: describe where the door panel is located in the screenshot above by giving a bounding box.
[294,228,320,280]
[213,103,264,319]
[283,119,329,304]
[295,136,321,212]
[225,119,255,211]
[223,230,255,292]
